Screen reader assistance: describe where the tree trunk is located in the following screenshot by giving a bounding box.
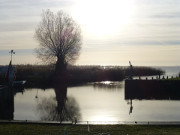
[54,58,67,84]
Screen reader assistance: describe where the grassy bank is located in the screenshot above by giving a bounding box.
[0,123,180,135]
[0,65,164,86]
[169,77,180,80]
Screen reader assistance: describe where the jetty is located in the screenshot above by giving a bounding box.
[125,79,180,100]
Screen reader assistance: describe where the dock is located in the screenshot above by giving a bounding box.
[125,79,180,100]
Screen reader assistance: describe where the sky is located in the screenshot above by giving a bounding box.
[0,0,180,66]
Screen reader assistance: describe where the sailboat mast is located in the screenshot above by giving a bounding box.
[9,50,15,63]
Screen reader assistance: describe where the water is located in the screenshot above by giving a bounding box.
[1,66,180,123]
[157,66,180,77]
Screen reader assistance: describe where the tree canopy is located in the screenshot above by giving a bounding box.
[35,9,82,71]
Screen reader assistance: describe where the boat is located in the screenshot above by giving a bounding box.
[2,50,26,88]
[13,80,26,88]
[6,61,26,88]
[0,85,8,91]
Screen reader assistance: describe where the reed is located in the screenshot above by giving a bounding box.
[1,65,164,86]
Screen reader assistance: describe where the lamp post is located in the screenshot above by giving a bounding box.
[9,50,15,63]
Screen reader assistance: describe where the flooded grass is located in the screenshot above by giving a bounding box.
[0,124,180,135]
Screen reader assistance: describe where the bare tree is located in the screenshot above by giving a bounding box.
[35,9,82,80]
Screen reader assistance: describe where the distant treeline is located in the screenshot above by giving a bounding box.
[15,65,164,86]
[0,65,164,86]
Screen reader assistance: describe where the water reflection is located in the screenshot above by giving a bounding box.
[93,81,123,90]
[37,84,81,122]
[127,99,133,115]
[3,80,180,122]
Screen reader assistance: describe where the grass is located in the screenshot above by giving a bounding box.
[0,123,180,135]
[169,77,180,80]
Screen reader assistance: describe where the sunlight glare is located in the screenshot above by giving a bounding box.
[73,0,135,37]
[90,115,116,122]
[102,81,111,85]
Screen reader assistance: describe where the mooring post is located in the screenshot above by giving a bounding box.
[87,121,90,132]
[63,127,67,135]
[129,61,133,80]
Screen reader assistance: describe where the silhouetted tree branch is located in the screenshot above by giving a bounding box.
[35,9,82,82]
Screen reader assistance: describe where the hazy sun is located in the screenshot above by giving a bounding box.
[73,0,135,37]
